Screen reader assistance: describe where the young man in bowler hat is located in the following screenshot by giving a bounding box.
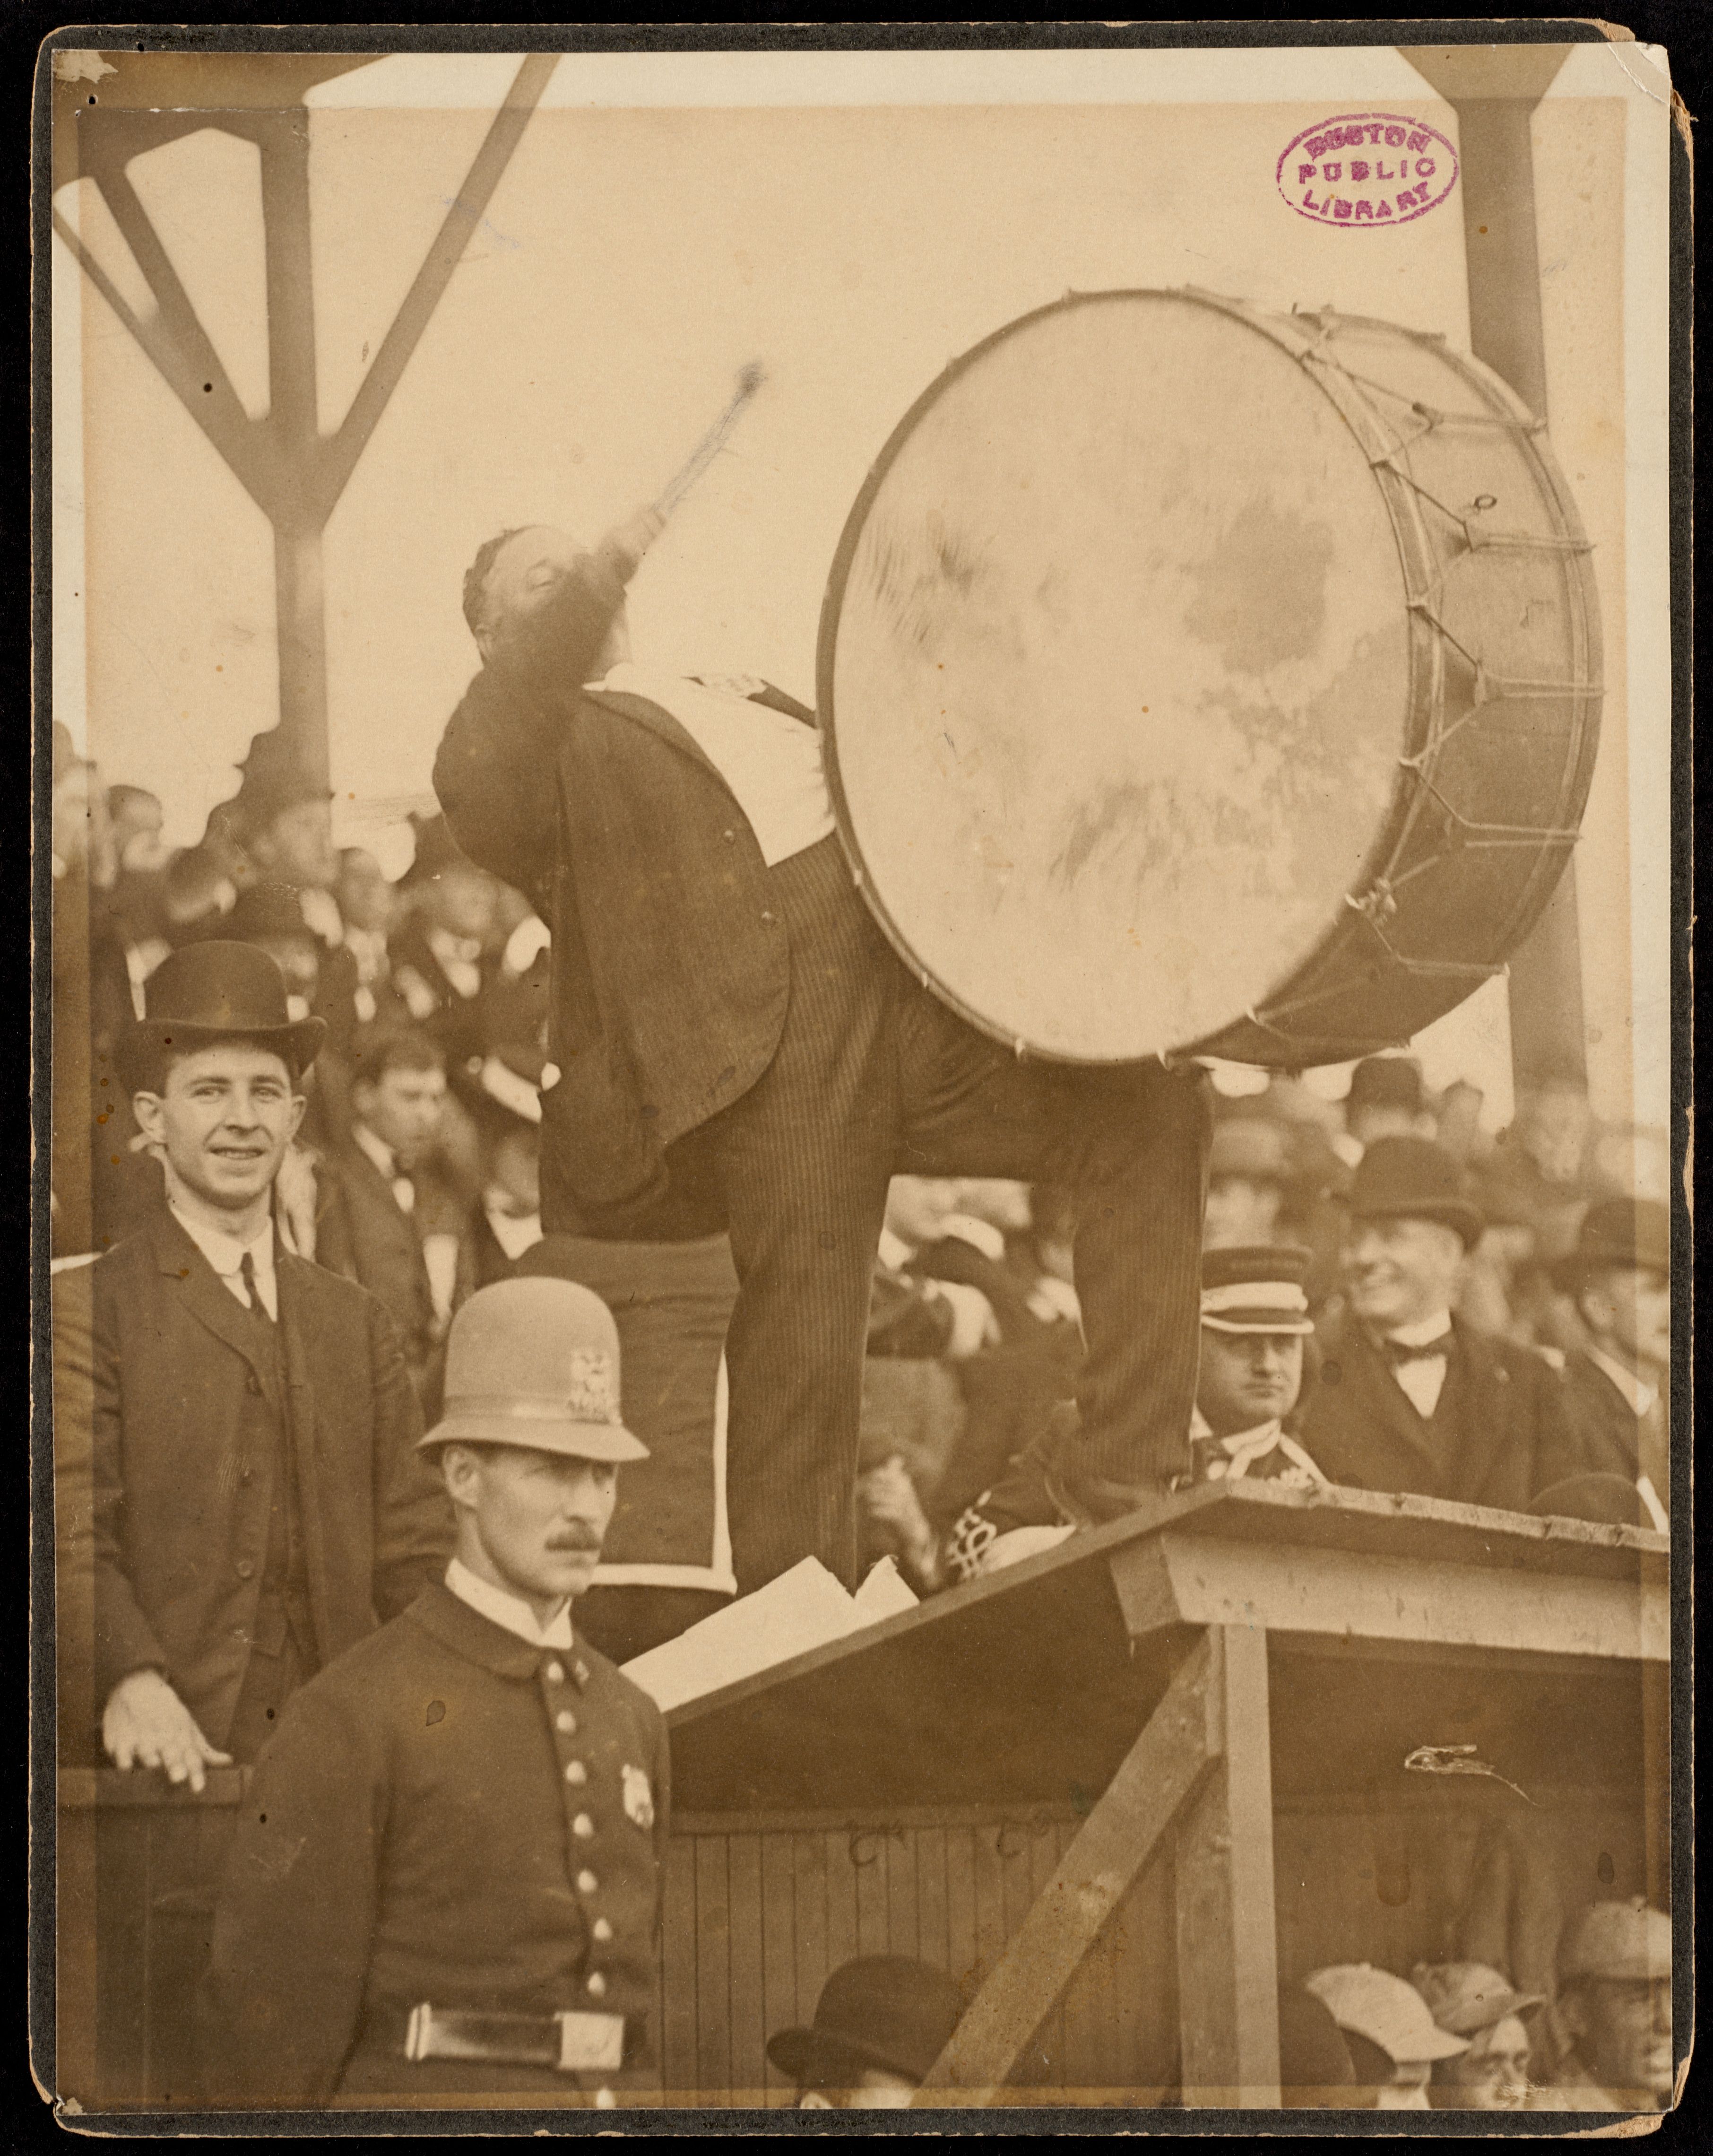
[1300,1136,1578,1510]
[53,941,451,1792]
[768,1956,965,2109]
[1549,1199,1671,1529]
[201,1277,669,2110]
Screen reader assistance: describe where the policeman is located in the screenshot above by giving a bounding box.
[1535,1900,1672,2111]
[201,1278,668,2110]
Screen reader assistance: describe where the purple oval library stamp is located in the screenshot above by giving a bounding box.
[1277,112,1458,229]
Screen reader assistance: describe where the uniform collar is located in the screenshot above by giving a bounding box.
[409,1581,591,1687]
[445,1557,574,1649]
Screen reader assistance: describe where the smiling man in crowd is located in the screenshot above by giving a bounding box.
[53,941,450,1794]
[201,1278,669,2110]
[1301,1137,1577,1508]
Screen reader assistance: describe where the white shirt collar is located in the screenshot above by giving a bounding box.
[168,1201,277,1317]
[939,1213,1007,1263]
[1586,1347,1658,1419]
[484,1196,543,1262]
[445,1557,574,1649]
[1386,1310,1454,1349]
[352,1121,398,1181]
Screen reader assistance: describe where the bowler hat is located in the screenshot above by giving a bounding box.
[223,724,332,841]
[1409,1961,1543,2038]
[1348,1056,1425,1116]
[421,1277,649,1463]
[1341,1136,1483,1249]
[766,1956,964,2089]
[1528,1473,1652,1529]
[1200,1245,1315,1336]
[1557,1197,1670,1288]
[1558,1898,1671,1984]
[118,939,326,1091]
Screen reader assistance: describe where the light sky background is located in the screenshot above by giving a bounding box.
[52,41,1672,1132]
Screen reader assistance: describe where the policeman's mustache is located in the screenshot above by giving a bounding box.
[546,1529,606,1552]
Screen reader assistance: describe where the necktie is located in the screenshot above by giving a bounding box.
[1384,1331,1452,1367]
[239,1248,273,1323]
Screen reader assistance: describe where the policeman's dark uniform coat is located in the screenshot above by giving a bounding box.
[52,1208,451,1761]
[1299,1307,1577,1510]
[434,551,1210,1591]
[200,1583,669,2105]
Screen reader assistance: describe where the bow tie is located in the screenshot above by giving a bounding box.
[1383,1331,1453,1367]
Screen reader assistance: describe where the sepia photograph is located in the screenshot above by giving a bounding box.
[36,24,1686,2128]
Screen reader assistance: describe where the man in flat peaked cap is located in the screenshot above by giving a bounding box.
[202,1277,670,2111]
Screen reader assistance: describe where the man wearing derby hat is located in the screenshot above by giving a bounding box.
[768,1956,964,2109]
[201,1278,669,2109]
[53,941,451,1794]
[1300,1137,1577,1510]
[1547,1200,1671,1530]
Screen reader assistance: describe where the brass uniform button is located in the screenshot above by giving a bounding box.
[586,1972,608,2000]
[576,1869,598,1894]
[572,1814,596,1840]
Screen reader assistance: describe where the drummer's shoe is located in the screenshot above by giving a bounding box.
[1038,1402,1180,1528]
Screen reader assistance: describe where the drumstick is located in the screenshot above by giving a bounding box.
[652,362,767,518]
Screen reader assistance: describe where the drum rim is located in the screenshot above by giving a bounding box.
[816,287,1600,1069]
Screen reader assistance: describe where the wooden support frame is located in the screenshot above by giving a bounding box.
[917,1626,1282,2107]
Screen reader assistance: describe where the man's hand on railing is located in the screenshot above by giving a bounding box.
[102,1668,233,1794]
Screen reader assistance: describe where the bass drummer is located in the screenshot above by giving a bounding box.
[433,506,1211,1598]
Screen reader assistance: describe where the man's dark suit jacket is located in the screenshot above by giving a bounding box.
[1300,1308,1579,1511]
[313,1143,440,1383]
[52,1209,453,1757]
[434,566,796,1215]
[1558,1349,1669,1510]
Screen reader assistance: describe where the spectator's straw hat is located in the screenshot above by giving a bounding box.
[1347,1056,1425,1115]
[1199,1245,1315,1336]
[1410,1962,1543,2037]
[1305,1965,1470,2064]
[117,940,325,1091]
[1558,1899,1671,1984]
[1340,1136,1484,1250]
[766,1956,964,2088]
[420,1278,649,1462]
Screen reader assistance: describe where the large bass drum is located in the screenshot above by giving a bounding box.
[817,289,1601,1066]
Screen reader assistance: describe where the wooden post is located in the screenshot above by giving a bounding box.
[915,1633,1219,2104]
[1172,1624,1280,2109]
[1399,43,1588,1095]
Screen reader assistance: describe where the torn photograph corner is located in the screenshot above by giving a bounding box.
[35,22,1686,2130]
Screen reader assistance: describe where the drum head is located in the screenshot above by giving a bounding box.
[821,292,1410,1062]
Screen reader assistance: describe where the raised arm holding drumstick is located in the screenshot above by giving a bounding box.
[434,367,1212,1594]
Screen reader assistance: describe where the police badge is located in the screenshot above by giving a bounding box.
[622,1764,655,1831]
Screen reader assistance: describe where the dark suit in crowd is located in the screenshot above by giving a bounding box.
[52,1208,451,1764]
[1300,1307,1579,1511]
[313,1143,442,1406]
[1557,1350,1670,1522]
[434,556,1209,1593]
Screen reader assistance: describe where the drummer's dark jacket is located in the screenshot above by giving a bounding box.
[433,559,805,1217]
[1298,1309,1580,1510]
[51,1209,452,1758]
[200,1585,670,2106]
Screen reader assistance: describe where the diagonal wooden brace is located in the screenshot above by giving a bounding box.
[916,1627,1241,2106]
